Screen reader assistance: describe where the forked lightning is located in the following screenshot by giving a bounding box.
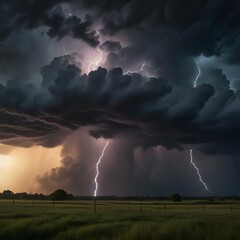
[94,141,109,197]
[190,149,211,192]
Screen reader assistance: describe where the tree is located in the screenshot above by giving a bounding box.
[171,193,182,202]
[50,189,68,201]
[1,190,14,199]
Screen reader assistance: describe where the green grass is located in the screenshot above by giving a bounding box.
[0,200,239,240]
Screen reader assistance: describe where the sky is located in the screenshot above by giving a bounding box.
[0,0,240,196]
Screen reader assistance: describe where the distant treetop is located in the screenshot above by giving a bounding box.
[50,189,68,201]
[171,193,182,202]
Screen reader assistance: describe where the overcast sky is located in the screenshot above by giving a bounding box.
[0,0,240,196]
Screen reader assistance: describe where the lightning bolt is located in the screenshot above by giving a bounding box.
[94,140,109,197]
[190,59,211,193]
[140,62,150,77]
[88,48,103,73]
[193,59,201,88]
[125,62,153,77]
[189,149,211,192]
[140,62,146,71]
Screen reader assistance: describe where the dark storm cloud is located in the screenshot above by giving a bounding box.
[224,38,240,65]
[38,129,240,196]
[230,78,240,91]
[0,28,11,41]
[37,129,179,196]
[0,107,72,147]
[43,14,99,47]
[100,37,202,87]
[41,53,83,88]
[36,129,124,195]
[72,0,132,13]
[197,68,230,94]
[0,54,240,154]
[76,0,240,66]
[100,41,122,53]
[1,0,240,196]
[0,0,99,47]
[0,0,240,154]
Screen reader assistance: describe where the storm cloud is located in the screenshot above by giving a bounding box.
[0,54,239,155]
[0,0,99,46]
[1,0,240,195]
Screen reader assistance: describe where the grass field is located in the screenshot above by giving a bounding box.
[0,199,240,240]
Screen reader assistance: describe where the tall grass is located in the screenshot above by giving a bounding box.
[0,200,239,240]
[52,218,240,240]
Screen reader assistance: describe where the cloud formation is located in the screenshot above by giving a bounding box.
[0,0,99,46]
[0,53,239,155]
[1,0,240,195]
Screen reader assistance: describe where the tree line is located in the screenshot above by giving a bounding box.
[0,189,71,201]
[0,190,239,201]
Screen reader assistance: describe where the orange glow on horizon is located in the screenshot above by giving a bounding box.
[0,144,62,193]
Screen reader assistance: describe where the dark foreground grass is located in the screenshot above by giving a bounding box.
[0,200,240,240]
